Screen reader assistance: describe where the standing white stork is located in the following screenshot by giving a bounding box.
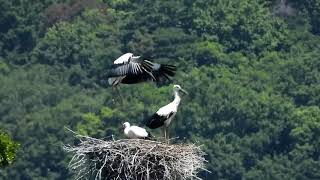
[145,85,187,141]
[123,122,152,139]
[107,53,176,87]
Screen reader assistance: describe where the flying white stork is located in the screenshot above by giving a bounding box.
[145,85,187,141]
[123,122,152,139]
[107,53,176,87]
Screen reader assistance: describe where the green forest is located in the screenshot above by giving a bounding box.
[0,0,320,179]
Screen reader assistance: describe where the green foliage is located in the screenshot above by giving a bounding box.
[77,113,102,136]
[291,107,320,147]
[191,0,288,54]
[0,131,19,168]
[291,0,320,35]
[0,60,10,74]
[1,0,320,179]
[194,41,226,66]
[33,9,121,68]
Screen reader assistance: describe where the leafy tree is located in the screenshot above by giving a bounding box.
[291,0,320,35]
[0,131,19,168]
[190,0,288,54]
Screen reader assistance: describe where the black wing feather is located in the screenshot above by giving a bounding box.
[145,112,174,129]
[107,58,176,84]
[107,58,152,77]
[147,61,176,81]
[122,61,176,83]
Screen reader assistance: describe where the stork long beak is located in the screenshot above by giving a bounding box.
[180,88,188,95]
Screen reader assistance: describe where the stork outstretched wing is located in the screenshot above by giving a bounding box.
[106,53,176,87]
[108,59,154,77]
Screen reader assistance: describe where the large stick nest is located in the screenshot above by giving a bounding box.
[64,132,207,180]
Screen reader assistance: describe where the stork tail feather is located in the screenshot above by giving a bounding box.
[144,131,154,140]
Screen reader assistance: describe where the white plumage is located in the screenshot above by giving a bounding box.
[123,122,150,139]
[155,98,179,127]
[113,53,140,64]
[146,85,188,140]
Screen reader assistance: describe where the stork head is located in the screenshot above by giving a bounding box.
[131,54,140,61]
[173,84,188,95]
[114,53,140,64]
[127,52,140,61]
[123,122,130,128]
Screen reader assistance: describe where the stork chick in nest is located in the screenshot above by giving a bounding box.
[123,122,152,140]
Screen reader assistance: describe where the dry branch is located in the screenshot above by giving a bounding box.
[63,131,207,180]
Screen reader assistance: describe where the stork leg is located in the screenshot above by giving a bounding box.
[112,86,123,103]
[162,126,166,141]
[115,86,123,103]
[166,127,170,144]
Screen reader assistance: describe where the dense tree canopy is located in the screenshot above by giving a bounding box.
[0,0,320,179]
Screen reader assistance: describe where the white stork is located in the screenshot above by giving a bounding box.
[145,85,187,141]
[107,53,176,87]
[123,122,152,139]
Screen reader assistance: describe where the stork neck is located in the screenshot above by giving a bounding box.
[124,127,129,135]
[173,91,181,105]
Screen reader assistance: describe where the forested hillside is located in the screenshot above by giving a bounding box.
[0,0,320,179]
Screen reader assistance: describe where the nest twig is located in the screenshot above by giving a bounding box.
[63,130,207,180]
